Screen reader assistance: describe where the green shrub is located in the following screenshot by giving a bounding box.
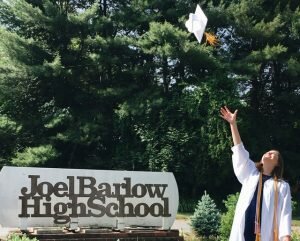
[292,232,300,241]
[292,198,300,216]
[292,200,297,212]
[190,191,220,238]
[7,233,38,241]
[219,192,239,241]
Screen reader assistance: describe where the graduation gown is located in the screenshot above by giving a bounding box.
[229,143,292,241]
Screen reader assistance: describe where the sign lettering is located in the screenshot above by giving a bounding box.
[19,176,171,224]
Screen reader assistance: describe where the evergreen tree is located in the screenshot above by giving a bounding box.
[1,0,298,202]
[0,0,143,168]
[191,191,221,238]
[113,1,239,198]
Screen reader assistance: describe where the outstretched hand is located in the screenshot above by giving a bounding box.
[220,106,238,124]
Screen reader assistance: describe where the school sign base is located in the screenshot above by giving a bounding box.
[24,228,184,241]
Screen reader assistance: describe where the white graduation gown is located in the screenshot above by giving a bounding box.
[229,143,292,241]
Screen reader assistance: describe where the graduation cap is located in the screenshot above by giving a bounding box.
[185,5,218,46]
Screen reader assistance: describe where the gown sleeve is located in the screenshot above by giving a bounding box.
[231,143,257,185]
[278,182,292,240]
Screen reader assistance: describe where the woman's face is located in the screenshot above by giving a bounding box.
[261,150,279,167]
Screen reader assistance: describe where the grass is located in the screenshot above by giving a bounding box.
[293,216,300,235]
[177,213,300,225]
[176,212,300,239]
[293,216,300,226]
[293,220,300,226]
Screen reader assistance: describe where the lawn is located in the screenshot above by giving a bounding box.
[293,217,300,226]
[176,213,300,236]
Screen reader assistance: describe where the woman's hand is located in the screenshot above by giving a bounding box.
[220,106,241,145]
[220,106,238,125]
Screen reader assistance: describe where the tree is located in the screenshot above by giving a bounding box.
[113,1,240,199]
[0,0,141,168]
[0,0,243,201]
[191,191,221,238]
[2,0,298,203]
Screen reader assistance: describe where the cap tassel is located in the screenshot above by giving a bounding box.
[204,32,218,46]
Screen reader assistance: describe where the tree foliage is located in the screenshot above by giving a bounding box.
[191,191,221,238]
[0,0,299,201]
[221,0,300,191]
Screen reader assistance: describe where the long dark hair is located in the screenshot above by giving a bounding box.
[255,150,284,180]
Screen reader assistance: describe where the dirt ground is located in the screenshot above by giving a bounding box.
[172,219,192,233]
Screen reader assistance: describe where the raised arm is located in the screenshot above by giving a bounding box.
[220,106,256,183]
[220,106,241,146]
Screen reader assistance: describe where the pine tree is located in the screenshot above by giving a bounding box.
[191,191,220,238]
[4,0,295,202]
[0,0,242,200]
[0,0,140,168]
[113,0,239,199]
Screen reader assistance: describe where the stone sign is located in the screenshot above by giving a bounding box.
[0,166,178,229]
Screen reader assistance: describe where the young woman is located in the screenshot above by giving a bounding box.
[220,106,292,241]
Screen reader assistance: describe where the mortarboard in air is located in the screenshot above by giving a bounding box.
[185,4,208,43]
